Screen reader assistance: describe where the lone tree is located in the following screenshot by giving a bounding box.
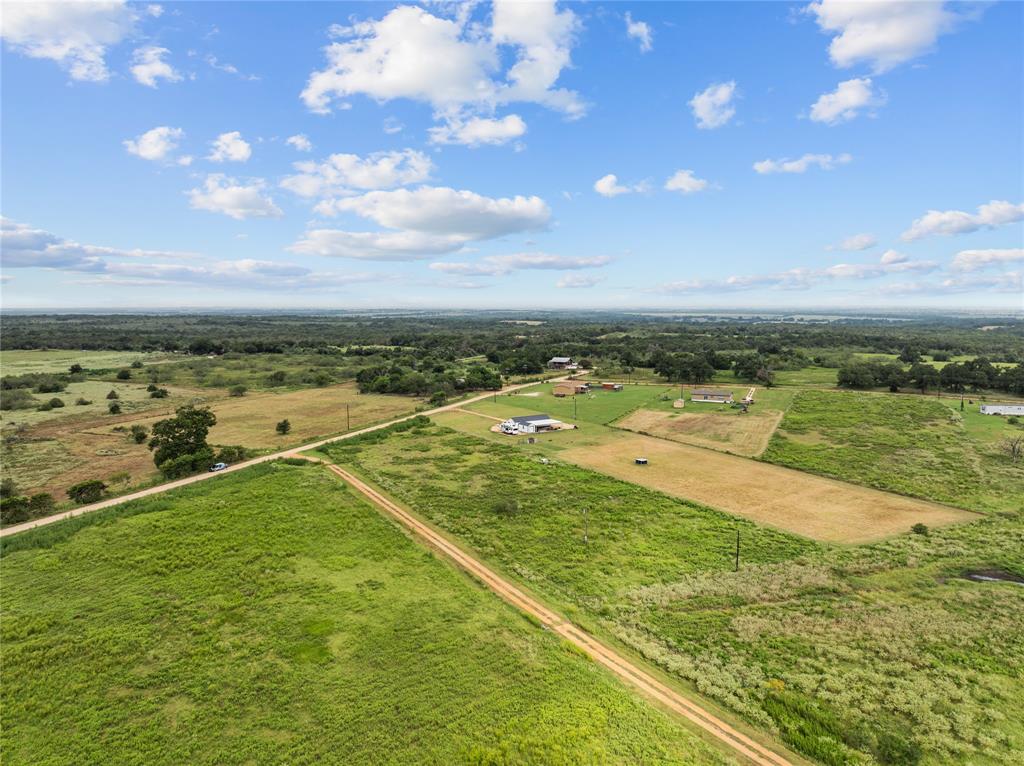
[68,363,84,374]
[276,419,291,435]
[108,401,122,414]
[106,389,119,400]
[1002,435,1024,464]
[149,405,217,478]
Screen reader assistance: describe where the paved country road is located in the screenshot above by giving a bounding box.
[325,462,796,766]
[0,377,565,538]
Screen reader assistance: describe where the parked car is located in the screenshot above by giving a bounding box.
[209,462,228,472]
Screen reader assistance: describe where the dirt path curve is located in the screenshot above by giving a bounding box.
[1,376,574,538]
[325,462,795,766]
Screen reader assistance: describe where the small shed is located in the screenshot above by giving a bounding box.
[601,382,624,391]
[635,457,648,465]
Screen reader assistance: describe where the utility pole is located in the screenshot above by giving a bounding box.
[582,508,589,545]
[734,528,740,572]
[574,395,577,420]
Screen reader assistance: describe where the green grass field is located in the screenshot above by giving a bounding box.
[763,390,1024,514]
[471,382,676,425]
[0,462,736,766]
[0,350,169,375]
[330,423,1024,766]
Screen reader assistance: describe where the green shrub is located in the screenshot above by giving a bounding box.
[28,493,56,517]
[0,496,30,525]
[229,385,247,397]
[75,397,91,406]
[67,480,107,504]
[108,401,121,414]
[150,388,169,399]
[276,419,291,435]
[48,397,65,408]
[129,425,149,444]
[116,369,131,380]
[215,445,248,463]
[158,447,216,479]
[106,389,119,400]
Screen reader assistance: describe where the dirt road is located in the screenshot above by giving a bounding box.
[324,462,794,766]
[0,378,566,538]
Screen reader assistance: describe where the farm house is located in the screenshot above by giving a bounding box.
[690,388,734,404]
[980,403,1024,415]
[500,414,564,434]
[547,356,575,369]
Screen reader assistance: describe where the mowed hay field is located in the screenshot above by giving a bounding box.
[121,383,416,450]
[0,463,736,766]
[561,433,974,543]
[332,423,1024,766]
[615,409,783,457]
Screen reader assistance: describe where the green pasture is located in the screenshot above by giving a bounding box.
[0,462,735,766]
[332,423,1024,766]
[0,350,169,375]
[469,382,675,425]
[763,390,1024,515]
[0,380,186,428]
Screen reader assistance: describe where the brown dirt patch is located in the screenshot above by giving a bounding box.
[561,433,975,543]
[616,408,783,457]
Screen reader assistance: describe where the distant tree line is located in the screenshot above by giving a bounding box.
[836,358,1024,394]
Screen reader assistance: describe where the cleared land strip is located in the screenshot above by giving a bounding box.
[324,462,795,766]
[562,433,976,543]
[0,377,576,538]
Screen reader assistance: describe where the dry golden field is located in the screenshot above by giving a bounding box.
[615,408,783,457]
[561,432,976,543]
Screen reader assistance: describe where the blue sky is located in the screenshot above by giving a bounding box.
[2,0,1022,310]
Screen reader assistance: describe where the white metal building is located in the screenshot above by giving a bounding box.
[980,403,1024,416]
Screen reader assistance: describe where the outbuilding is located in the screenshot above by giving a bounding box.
[500,414,564,434]
[980,403,1024,416]
[601,382,624,391]
[548,356,574,369]
[690,388,734,404]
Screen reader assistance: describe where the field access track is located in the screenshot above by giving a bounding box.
[324,462,795,766]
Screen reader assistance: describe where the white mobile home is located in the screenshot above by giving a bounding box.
[980,403,1024,416]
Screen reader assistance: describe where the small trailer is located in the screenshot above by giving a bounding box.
[634,457,648,465]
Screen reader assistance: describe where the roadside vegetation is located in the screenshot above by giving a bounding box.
[0,462,736,766]
[328,423,1024,766]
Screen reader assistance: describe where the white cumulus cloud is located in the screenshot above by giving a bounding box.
[950,248,1024,272]
[281,149,433,199]
[319,186,551,240]
[689,81,737,129]
[594,174,646,198]
[806,0,968,73]
[810,78,884,125]
[829,232,877,251]
[288,229,463,261]
[208,131,252,163]
[625,12,652,53]
[123,126,185,162]
[130,45,181,88]
[901,200,1024,241]
[286,134,313,152]
[664,169,710,194]
[0,0,138,82]
[301,2,583,142]
[428,114,527,147]
[753,153,852,174]
[187,175,282,220]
